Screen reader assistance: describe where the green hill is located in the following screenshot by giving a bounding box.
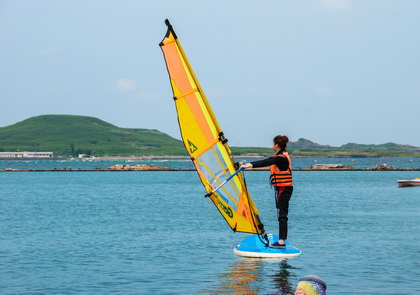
[1,115,419,158]
[0,115,186,157]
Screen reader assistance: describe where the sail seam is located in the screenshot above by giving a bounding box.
[161,39,176,46]
[191,138,219,159]
[174,88,199,100]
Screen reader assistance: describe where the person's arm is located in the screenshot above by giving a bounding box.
[251,157,278,168]
[240,157,282,169]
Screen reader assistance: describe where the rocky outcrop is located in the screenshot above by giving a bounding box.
[373,164,394,170]
[288,138,334,149]
[306,164,354,170]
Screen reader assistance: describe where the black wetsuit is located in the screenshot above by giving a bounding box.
[251,152,293,241]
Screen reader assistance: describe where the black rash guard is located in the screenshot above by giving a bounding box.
[250,151,290,171]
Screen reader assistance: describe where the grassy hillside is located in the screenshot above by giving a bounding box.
[1,115,419,158]
[230,146,420,158]
[230,139,420,158]
[0,115,186,157]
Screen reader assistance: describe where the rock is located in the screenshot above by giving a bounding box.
[310,164,354,170]
[373,164,394,170]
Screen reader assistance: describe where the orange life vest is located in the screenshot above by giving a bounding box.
[270,152,293,187]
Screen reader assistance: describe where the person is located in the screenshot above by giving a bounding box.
[295,275,327,295]
[240,135,293,248]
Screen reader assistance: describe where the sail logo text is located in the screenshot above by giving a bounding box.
[217,198,233,218]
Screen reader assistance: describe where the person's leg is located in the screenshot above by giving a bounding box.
[276,186,293,243]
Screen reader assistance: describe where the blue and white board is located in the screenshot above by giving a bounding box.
[234,233,301,258]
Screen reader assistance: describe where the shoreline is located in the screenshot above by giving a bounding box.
[1,168,419,172]
[1,154,420,161]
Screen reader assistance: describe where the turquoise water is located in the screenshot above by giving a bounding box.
[1,157,419,171]
[1,169,419,294]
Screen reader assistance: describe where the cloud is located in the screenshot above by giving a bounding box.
[317,0,351,12]
[116,79,137,91]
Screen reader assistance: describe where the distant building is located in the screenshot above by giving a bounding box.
[0,152,53,158]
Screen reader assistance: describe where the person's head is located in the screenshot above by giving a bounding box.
[273,135,289,152]
[295,275,326,295]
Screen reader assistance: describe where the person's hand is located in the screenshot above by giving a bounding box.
[240,162,253,169]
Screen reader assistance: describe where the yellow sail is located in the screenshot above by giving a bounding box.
[159,20,266,235]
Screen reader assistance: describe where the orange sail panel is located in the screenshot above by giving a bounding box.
[159,20,264,234]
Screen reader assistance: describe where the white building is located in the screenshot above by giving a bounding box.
[0,152,53,158]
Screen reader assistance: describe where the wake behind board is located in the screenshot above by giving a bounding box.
[234,234,301,258]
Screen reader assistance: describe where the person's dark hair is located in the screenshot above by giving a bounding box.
[273,135,289,152]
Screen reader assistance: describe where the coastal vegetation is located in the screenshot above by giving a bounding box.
[0,115,419,158]
[0,115,185,157]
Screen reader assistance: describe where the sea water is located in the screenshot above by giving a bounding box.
[1,166,419,294]
[1,157,419,171]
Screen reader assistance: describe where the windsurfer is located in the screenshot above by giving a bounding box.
[240,135,293,248]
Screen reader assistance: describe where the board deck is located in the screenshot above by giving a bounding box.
[234,233,301,258]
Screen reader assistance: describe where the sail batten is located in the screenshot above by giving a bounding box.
[160,20,266,236]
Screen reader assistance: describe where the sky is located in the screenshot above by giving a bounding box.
[1,0,419,148]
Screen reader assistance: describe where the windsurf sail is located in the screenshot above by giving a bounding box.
[160,19,267,238]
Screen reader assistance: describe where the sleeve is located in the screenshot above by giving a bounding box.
[251,157,281,168]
